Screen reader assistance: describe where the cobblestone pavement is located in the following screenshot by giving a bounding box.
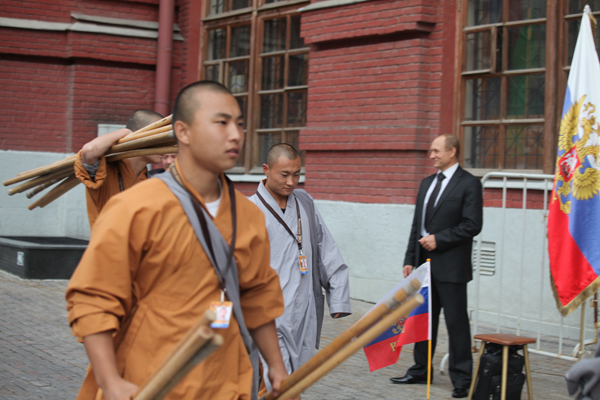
[0,269,579,399]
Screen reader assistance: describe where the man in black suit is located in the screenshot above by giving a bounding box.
[390,135,483,399]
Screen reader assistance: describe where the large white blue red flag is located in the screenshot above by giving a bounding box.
[548,6,600,316]
[363,262,431,372]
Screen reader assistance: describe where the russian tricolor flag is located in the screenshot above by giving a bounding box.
[363,262,431,372]
[548,5,600,317]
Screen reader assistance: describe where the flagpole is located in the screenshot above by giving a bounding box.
[427,339,432,399]
[579,299,586,358]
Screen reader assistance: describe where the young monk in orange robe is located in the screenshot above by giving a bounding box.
[74,109,163,227]
[66,82,291,400]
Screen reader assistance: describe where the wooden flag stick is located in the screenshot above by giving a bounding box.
[122,115,172,139]
[261,278,422,400]
[274,294,425,400]
[117,124,173,144]
[28,175,79,210]
[8,166,73,196]
[4,157,76,187]
[106,146,178,163]
[26,177,62,199]
[108,131,175,154]
[133,310,222,400]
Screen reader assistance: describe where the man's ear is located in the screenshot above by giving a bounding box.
[174,120,190,145]
[262,163,269,177]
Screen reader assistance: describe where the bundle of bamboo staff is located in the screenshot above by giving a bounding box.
[261,278,425,400]
[2,115,176,210]
[134,309,223,400]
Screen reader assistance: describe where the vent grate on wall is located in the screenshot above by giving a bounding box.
[473,240,496,276]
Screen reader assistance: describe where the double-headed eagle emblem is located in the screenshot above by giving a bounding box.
[553,95,600,214]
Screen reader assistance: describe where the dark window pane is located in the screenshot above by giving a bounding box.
[232,0,251,10]
[231,25,251,57]
[467,0,503,26]
[264,0,277,3]
[290,16,305,49]
[569,0,600,14]
[287,92,307,127]
[257,133,282,166]
[205,64,221,82]
[506,74,545,119]
[465,78,501,120]
[285,131,306,166]
[508,0,546,21]
[465,30,493,72]
[504,125,544,169]
[209,0,225,15]
[260,94,284,128]
[208,29,226,60]
[507,24,546,70]
[262,56,284,90]
[463,126,500,168]
[263,18,287,53]
[567,19,600,66]
[228,60,249,93]
[288,54,309,86]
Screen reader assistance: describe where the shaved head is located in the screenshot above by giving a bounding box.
[173,80,234,126]
[266,143,301,167]
[126,109,163,132]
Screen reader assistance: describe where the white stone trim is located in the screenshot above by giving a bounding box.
[298,0,372,12]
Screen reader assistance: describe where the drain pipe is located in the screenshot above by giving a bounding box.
[154,0,174,117]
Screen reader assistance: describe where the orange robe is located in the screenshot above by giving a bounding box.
[74,151,147,227]
[66,161,284,400]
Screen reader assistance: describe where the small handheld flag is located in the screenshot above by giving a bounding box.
[363,261,431,372]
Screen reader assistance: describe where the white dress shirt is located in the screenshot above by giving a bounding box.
[420,162,459,237]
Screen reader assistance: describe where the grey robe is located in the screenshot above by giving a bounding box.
[249,182,351,383]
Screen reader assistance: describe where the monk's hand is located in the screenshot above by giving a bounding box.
[418,235,437,251]
[102,377,138,400]
[403,264,414,278]
[269,365,300,399]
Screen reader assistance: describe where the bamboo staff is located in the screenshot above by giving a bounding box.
[4,157,76,187]
[26,177,62,199]
[133,310,223,400]
[124,115,172,139]
[108,131,175,154]
[8,166,73,196]
[17,154,78,177]
[106,146,178,163]
[28,175,79,210]
[118,124,172,144]
[261,278,422,400]
[274,294,425,400]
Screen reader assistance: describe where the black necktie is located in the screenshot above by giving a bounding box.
[425,173,445,232]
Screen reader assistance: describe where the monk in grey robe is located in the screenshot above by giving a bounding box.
[249,144,352,390]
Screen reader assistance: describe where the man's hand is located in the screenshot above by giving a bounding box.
[102,377,139,400]
[268,364,299,399]
[81,128,132,164]
[403,264,414,278]
[418,235,437,251]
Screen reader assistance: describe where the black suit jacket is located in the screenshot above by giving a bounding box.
[403,166,483,284]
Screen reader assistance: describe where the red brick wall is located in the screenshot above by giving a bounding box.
[0,0,193,153]
[300,0,449,204]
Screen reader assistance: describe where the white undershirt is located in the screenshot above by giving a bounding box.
[205,179,222,218]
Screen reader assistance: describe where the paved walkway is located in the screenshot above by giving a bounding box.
[0,269,579,399]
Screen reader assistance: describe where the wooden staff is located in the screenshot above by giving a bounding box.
[117,124,173,144]
[4,157,76,187]
[122,115,172,139]
[274,294,425,400]
[17,154,78,177]
[108,131,175,154]
[28,175,79,210]
[133,310,223,400]
[26,177,62,199]
[106,146,178,163]
[8,166,73,196]
[261,278,422,400]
